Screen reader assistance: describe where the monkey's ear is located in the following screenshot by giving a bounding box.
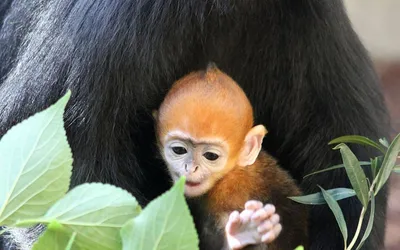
[238,125,267,167]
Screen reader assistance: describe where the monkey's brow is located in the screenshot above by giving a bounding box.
[165,131,226,145]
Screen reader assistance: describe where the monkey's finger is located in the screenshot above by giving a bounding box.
[263,204,276,215]
[239,209,254,224]
[257,220,273,234]
[251,204,275,222]
[226,211,241,234]
[230,211,241,224]
[270,214,280,225]
[261,223,282,244]
[244,200,263,211]
[229,211,241,225]
[273,223,282,236]
[251,209,269,222]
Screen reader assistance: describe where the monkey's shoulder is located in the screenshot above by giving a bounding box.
[252,151,302,197]
[206,150,301,214]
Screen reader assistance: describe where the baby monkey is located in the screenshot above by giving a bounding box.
[154,64,308,250]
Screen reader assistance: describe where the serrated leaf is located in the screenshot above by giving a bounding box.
[379,138,390,148]
[356,194,375,250]
[375,133,400,195]
[32,221,79,250]
[334,144,369,207]
[303,162,371,179]
[288,188,356,205]
[0,91,73,226]
[121,177,199,250]
[38,183,141,250]
[319,186,348,249]
[329,135,386,154]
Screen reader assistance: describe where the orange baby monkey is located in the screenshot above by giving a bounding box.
[154,64,308,250]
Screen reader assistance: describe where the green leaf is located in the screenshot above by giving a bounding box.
[0,91,73,226]
[121,177,199,250]
[294,246,304,250]
[393,165,400,173]
[379,138,390,148]
[319,186,348,248]
[370,156,383,179]
[303,162,371,179]
[329,135,386,154]
[33,221,79,250]
[288,188,356,205]
[334,143,369,207]
[356,194,375,250]
[375,133,400,195]
[37,183,141,250]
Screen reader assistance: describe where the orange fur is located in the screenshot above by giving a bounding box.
[157,66,253,156]
[208,152,283,213]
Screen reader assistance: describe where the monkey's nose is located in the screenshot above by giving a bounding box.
[184,164,199,173]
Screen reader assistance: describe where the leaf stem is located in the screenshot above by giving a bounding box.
[347,175,379,250]
[347,206,366,250]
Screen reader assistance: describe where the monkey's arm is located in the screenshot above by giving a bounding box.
[266,180,309,250]
[255,154,309,250]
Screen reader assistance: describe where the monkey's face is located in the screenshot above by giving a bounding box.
[162,132,231,197]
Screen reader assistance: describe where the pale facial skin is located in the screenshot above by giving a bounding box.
[161,128,282,249]
[163,130,229,197]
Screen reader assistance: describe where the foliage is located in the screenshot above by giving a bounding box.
[0,92,72,226]
[290,134,400,250]
[0,92,198,250]
[120,178,198,250]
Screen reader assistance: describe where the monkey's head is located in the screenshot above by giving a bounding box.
[155,65,267,197]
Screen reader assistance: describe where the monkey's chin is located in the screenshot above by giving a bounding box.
[183,180,210,197]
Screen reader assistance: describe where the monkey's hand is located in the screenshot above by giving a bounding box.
[225,201,282,250]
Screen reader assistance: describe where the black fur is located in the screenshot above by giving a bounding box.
[0,0,389,249]
[0,0,46,82]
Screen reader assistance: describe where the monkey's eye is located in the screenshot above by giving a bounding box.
[172,146,187,155]
[203,152,219,161]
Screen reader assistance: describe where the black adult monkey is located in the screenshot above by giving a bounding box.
[0,0,389,250]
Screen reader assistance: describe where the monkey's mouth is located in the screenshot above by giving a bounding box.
[185,181,202,187]
[184,180,207,197]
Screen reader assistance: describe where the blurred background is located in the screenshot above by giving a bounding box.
[344,1,400,249]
